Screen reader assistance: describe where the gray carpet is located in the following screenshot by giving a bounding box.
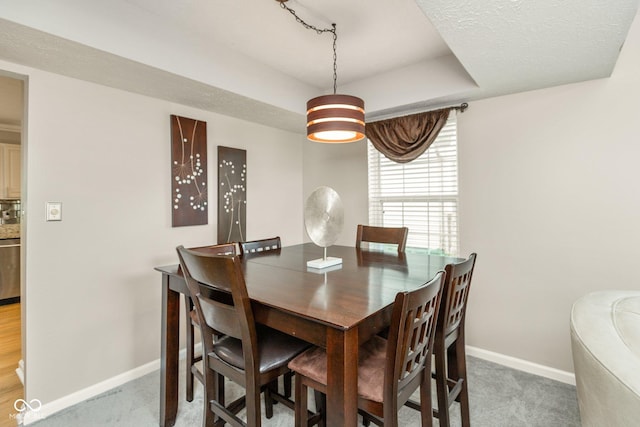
[30,356,580,426]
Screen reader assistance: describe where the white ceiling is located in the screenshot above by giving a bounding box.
[0,0,639,134]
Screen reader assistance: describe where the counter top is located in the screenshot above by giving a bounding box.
[0,224,20,239]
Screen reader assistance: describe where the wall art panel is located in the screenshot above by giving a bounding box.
[170,115,208,227]
[217,146,246,243]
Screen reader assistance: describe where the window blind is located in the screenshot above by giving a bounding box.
[367,113,459,256]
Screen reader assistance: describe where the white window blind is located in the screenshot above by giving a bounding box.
[367,113,459,256]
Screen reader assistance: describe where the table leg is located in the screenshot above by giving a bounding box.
[326,327,359,427]
[160,274,180,427]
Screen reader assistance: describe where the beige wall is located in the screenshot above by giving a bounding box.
[458,14,640,372]
[302,140,368,247]
[0,60,305,405]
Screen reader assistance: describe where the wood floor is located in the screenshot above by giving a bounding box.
[0,303,22,427]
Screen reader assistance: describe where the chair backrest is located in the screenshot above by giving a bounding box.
[239,236,281,255]
[356,224,408,252]
[384,270,445,402]
[188,242,237,256]
[439,253,477,338]
[176,245,259,370]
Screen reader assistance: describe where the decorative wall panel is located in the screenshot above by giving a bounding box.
[170,115,208,227]
[217,146,246,243]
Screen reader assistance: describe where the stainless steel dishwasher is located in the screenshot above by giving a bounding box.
[0,238,20,304]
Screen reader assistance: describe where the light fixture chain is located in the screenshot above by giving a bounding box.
[279,1,338,94]
[279,2,333,35]
[332,25,337,94]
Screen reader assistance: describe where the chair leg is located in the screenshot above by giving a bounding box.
[267,379,280,406]
[217,373,225,418]
[454,338,471,427]
[434,343,451,427]
[265,383,274,419]
[314,390,326,427]
[203,368,217,427]
[295,376,308,427]
[184,296,195,402]
[284,371,293,399]
[245,379,262,427]
[420,370,433,427]
[447,343,459,394]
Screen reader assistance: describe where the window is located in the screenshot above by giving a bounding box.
[367,113,459,256]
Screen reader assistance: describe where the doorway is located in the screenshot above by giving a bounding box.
[0,73,24,426]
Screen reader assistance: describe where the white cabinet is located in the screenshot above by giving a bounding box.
[0,143,21,198]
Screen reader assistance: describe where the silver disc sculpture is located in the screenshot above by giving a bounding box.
[304,186,344,269]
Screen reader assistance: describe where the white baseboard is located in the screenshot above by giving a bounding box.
[22,343,203,425]
[21,343,572,425]
[466,345,576,386]
[15,359,24,384]
[22,354,170,426]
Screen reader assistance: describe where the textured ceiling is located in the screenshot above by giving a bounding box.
[418,0,640,96]
[0,0,638,134]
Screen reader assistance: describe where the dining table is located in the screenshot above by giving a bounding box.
[155,243,458,427]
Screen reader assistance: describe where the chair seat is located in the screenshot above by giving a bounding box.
[288,335,388,402]
[212,325,311,374]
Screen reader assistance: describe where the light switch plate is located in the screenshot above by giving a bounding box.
[46,202,62,221]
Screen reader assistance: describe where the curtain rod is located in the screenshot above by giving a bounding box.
[366,102,469,124]
[452,102,468,113]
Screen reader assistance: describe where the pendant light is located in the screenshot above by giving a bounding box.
[278,1,365,143]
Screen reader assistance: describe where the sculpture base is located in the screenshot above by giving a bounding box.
[306,257,343,269]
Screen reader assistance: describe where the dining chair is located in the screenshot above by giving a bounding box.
[405,253,477,427]
[238,236,293,398]
[239,236,281,255]
[177,245,310,427]
[184,242,237,402]
[355,224,409,253]
[288,270,446,427]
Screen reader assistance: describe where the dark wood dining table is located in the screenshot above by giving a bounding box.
[155,243,458,427]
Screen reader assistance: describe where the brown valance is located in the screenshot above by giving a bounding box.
[365,108,451,164]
